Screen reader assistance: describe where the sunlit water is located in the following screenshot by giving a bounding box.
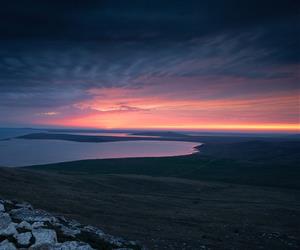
[0,139,201,167]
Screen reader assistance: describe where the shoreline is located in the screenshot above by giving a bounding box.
[0,139,203,168]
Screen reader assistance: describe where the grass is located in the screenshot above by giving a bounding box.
[28,140,300,189]
[0,136,299,249]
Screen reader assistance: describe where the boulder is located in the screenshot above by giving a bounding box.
[32,222,45,229]
[58,224,81,238]
[17,221,32,231]
[53,241,94,250]
[15,203,33,210]
[68,221,81,228]
[29,243,54,250]
[0,203,5,213]
[14,232,32,246]
[0,213,12,230]
[0,240,17,250]
[29,241,94,250]
[0,199,142,250]
[82,226,104,237]
[10,208,57,224]
[113,249,136,250]
[0,222,18,236]
[32,229,57,246]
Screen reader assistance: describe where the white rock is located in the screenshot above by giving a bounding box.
[113,249,134,250]
[68,220,81,228]
[0,222,18,236]
[17,221,32,230]
[28,243,52,250]
[83,226,104,236]
[58,224,81,238]
[3,200,13,206]
[0,240,17,250]
[32,222,45,229]
[10,208,57,223]
[53,241,94,250]
[15,202,33,210]
[0,213,11,230]
[32,228,57,246]
[14,232,32,246]
[1,199,141,250]
[29,242,94,250]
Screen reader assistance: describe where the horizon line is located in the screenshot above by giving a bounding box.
[0,124,299,134]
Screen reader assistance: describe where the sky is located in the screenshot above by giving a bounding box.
[0,0,299,132]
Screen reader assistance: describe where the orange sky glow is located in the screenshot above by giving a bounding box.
[34,86,300,133]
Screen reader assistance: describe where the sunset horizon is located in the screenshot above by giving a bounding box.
[0,1,299,133]
[0,2,299,249]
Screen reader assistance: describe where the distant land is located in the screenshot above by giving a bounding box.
[0,128,299,249]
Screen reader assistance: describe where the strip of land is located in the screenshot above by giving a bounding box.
[0,135,299,249]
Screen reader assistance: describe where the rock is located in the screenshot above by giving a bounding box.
[14,232,32,246]
[0,198,143,250]
[0,223,18,236]
[103,235,125,247]
[56,216,68,224]
[17,221,32,231]
[113,249,135,250]
[10,208,57,224]
[0,240,17,250]
[32,229,57,246]
[29,241,94,250]
[0,213,12,230]
[0,204,5,213]
[28,243,53,250]
[58,224,81,238]
[82,226,104,237]
[68,221,81,228]
[53,241,94,250]
[14,203,33,211]
[81,225,137,248]
[3,201,13,206]
[31,222,45,229]
[2,201,14,211]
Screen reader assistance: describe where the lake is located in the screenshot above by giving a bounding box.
[0,139,200,167]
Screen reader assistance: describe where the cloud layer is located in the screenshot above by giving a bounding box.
[0,0,299,131]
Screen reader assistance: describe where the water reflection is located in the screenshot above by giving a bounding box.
[0,139,200,167]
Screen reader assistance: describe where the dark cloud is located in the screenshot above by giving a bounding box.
[0,35,298,110]
[0,0,298,41]
[0,0,299,125]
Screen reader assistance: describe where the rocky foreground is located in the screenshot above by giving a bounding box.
[0,199,143,250]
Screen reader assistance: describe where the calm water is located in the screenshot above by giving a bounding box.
[0,139,200,167]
